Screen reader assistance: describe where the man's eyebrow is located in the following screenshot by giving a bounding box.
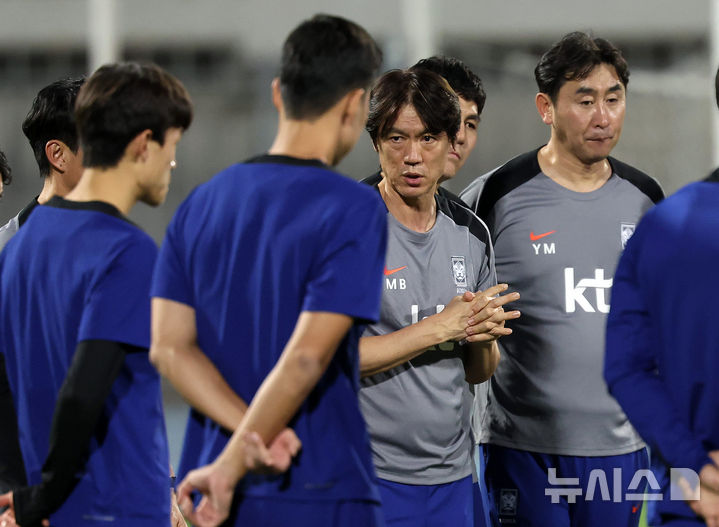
[575,83,623,96]
[385,126,430,136]
[575,86,597,96]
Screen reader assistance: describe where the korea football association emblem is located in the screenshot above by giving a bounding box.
[620,223,636,249]
[451,256,467,287]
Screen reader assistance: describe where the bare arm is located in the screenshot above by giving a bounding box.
[463,341,501,384]
[359,291,480,377]
[151,298,301,474]
[177,311,353,527]
[360,284,519,379]
[150,298,247,431]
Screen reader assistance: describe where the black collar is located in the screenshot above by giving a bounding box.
[704,167,719,183]
[45,196,132,224]
[17,197,40,227]
[245,153,330,170]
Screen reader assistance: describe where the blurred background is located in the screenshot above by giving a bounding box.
[0,0,717,468]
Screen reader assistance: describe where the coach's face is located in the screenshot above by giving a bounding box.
[544,62,625,165]
[377,104,449,200]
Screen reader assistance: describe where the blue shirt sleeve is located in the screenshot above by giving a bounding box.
[605,215,711,474]
[302,192,387,323]
[77,235,157,349]
[151,199,193,307]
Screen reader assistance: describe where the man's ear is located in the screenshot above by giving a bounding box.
[125,129,153,163]
[45,140,69,173]
[340,87,366,127]
[535,92,554,125]
[271,78,283,114]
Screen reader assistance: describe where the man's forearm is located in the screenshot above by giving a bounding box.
[14,340,127,525]
[151,343,247,432]
[213,311,352,483]
[463,340,500,384]
[359,315,453,378]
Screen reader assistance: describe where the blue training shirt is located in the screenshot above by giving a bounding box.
[0,197,169,526]
[151,154,387,509]
[605,178,719,521]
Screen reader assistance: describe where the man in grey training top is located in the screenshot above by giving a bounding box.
[359,68,519,527]
[460,32,663,527]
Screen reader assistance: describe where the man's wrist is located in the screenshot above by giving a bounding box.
[215,450,246,486]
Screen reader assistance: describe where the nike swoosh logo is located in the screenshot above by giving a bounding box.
[384,265,407,276]
[530,230,556,241]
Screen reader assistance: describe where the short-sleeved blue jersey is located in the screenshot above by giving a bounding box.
[605,178,719,521]
[0,197,169,526]
[152,155,387,508]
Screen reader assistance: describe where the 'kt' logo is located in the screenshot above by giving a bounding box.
[564,268,612,313]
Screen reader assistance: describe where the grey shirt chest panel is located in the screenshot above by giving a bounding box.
[359,209,494,484]
[482,173,651,455]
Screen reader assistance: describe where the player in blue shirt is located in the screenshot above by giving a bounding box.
[150,14,387,527]
[0,62,192,527]
[604,67,719,527]
[0,77,85,505]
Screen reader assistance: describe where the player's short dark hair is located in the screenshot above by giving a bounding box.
[535,31,629,102]
[280,14,382,120]
[366,69,461,146]
[75,62,193,169]
[22,77,84,178]
[0,148,11,186]
[411,56,486,116]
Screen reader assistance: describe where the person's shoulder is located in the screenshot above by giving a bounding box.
[609,157,664,204]
[437,193,491,244]
[299,167,378,204]
[330,174,385,222]
[437,186,468,207]
[650,180,714,219]
[84,210,156,260]
[103,222,158,265]
[461,148,542,216]
[360,171,382,187]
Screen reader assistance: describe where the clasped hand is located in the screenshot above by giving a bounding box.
[437,283,520,343]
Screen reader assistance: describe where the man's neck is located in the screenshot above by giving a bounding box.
[268,117,339,167]
[379,177,437,233]
[37,173,73,204]
[65,167,138,215]
[538,141,612,193]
